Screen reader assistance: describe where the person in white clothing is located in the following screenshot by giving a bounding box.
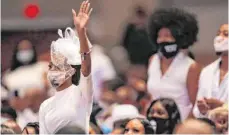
[147,8,202,120]
[91,44,116,103]
[193,24,228,118]
[2,38,49,95]
[39,1,93,134]
[2,37,49,129]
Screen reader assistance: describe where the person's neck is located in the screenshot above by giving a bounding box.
[220,55,228,71]
[161,56,174,65]
[56,80,72,91]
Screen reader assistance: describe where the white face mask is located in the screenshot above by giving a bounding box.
[214,36,228,52]
[47,69,75,88]
[47,71,67,88]
[16,50,34,64]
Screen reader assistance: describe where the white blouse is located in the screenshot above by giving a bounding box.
[193,58,228,118]
[147,52,194,120]
[39,73,93,134]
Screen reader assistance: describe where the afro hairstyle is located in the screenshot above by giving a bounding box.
[148,8,199,49]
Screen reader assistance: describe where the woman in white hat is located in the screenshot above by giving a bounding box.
[39,0,93,134]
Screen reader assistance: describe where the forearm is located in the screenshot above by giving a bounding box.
[77,28,91,76]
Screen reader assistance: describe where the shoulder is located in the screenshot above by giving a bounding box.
[189,61,202,72]
[39,96,54,112]
[201,59,220,74]
[148,54,157,66]
[188,61,202,77]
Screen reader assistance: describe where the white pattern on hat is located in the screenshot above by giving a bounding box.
[51,27,81,66]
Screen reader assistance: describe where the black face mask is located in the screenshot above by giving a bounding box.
[148,117,171,134]
[158,42,179,59]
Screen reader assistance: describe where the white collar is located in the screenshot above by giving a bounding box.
[55,84,75,96]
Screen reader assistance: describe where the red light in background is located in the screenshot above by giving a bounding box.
[24,4,40,19]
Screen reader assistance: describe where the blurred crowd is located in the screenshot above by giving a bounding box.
[1,3,228,135]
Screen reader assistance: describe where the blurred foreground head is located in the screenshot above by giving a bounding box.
[2,120,22,134]
[55,125,86,134]
[22,122,39,134]
[174,119,215,134]
[1,124,15,134]
[123,118,154,135]
[146,98,181,134]
[208,105,228,134]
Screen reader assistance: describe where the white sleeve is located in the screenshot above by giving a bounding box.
[193,71,208,118]
[101,58,116,81]
[39,103,49,134]
[79,72,93,113]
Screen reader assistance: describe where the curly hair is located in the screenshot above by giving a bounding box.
[149,8,199,49]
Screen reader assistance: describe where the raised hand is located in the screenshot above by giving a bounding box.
[72,0,93,31]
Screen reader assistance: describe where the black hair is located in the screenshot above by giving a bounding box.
[1,124,15,134]
[22,122,39,134]
[149,8,199,49]
[90,103,102,127]
[146,98,181,133]
[188,50,195,60]
[135,6,147,18]
[123,117,155,134]
[1,106,17,121]
[71,65,81,86]
[56,125,86,134]
[10,38,37,71]
[89,122,103,134]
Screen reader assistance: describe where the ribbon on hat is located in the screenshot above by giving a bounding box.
[57,27,80,45]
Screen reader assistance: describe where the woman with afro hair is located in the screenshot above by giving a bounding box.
[147,8,202,121]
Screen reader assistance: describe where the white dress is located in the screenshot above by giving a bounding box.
[147,52,194,120]
[193,58,228,118]
[39,73,93,134]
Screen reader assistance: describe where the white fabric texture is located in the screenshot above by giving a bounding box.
[51,27,93,66]
[102,104,144,130]
[3,61,48,96]
[91,45,116,102]
[147,52,194,120]
[51,27,81,66]
[214,36,228,52]
[1,85,8,100]
[39,73,93,134]
[193,58,228,118]
[17,109,39,129]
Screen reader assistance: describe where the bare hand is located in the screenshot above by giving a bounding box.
[197,99,210,115]
[72,0,93,31]
[204,97,224,109]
